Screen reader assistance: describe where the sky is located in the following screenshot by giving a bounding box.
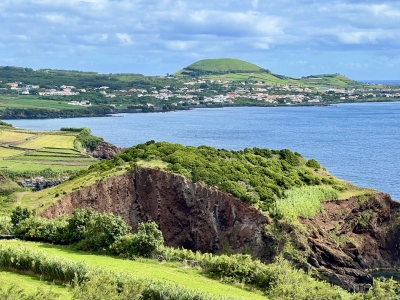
[1,0,399,80]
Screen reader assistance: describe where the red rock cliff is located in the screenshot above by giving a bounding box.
[41,168,274,260]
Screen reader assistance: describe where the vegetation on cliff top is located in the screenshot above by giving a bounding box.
[73,141,343,215]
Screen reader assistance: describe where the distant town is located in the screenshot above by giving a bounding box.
[2,78,400,110]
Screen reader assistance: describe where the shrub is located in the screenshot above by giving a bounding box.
[110,221,164,257]
[306,158,321,169]
[73,210,131,251]
[0,216,12,235]
[14,216,68,243]
[10,206,34,227]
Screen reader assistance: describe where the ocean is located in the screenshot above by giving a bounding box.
[7,102,400,201]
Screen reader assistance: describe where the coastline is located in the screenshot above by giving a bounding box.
[1,98,400,120]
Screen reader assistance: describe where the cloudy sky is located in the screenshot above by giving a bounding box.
[1,0,399,80]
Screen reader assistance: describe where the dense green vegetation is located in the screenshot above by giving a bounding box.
[82,141,342,214]
[0,66,177,90]
[0,106,113,119]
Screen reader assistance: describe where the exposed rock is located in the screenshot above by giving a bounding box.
[300,193,400,292]
[86,141,124,159]
[40,168,275,260]
[17,177,68,191]
[39,168,400,292]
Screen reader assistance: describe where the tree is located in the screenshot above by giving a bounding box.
[10,206,34,227]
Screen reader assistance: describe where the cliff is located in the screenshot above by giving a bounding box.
[86,141,125,160]
[40,168,400,292]
[301,193,400,291]
[41,168,275,261]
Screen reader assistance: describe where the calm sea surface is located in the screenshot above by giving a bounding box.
[8,102,400,201]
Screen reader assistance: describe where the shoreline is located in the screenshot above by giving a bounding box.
[1,99,399,120]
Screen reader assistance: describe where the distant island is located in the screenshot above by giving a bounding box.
[0,58,399,119]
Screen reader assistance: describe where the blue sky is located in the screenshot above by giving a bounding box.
[1,0,399,80]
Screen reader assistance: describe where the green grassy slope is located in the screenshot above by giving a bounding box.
[179,58,263,73]
[174,58,357,87]
[2,241,267,299]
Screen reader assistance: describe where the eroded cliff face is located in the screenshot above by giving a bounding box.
[41,168,275,260]
[86,141,125,160]
[300,193,400,292]
[40,169,400,292]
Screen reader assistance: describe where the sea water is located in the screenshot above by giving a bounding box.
[7,102,400,200]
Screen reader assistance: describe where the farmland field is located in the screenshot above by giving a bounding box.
[0,96,84,110]
[0,147,25,158]
[19,135,76,149]
[0,131,35,143]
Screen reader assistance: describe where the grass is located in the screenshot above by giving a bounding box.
[181,58,263,73]
[277,186,339,221]
[2,241,267,300]
[0,147,25,158]
[0,97,84,110]
[38,148,82,155]
[7,163,86,172]
[200,72,355,87]
[0,269,72,299]
[137,159,169,169]
[16,155,96,162]
[18,135,76,149]
[0,131,35,143]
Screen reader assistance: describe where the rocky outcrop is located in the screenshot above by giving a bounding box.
[86,141,124,160]
[40,168,275,260]
[17,177,68,191]
[40,168,400,292]
[300,193,400,292]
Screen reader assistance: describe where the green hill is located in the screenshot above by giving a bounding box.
[175,58,357,87]
[175,58,269,76]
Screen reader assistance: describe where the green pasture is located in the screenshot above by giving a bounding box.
[6,163,86,172]
[24,157,94,164]
[0,160,20,168]
[23,151,84,157]
[0,97,84,110]
[19,135,76,149]
[2,241,267,299]
[0,131,35,143]
[0,147,25,158]
[0,269,72,299]
[38,148,82,155]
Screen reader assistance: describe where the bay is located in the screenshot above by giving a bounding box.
[7,102,400,201]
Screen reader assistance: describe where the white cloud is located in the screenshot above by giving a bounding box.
[0,0,399,78]
[165,40,196,51]
[116,33,133,45]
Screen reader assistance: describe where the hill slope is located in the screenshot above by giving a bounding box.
[175,58,268,76]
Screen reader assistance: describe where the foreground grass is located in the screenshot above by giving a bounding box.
[2,241,267,299]
[0,269,72,299]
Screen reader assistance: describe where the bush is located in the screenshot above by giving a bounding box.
[10,206,34,227]
[0,216,12,235]
[72,209,131,251]
[306,158,321,169]
[110,221,164,257]
[14,216,68,243]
